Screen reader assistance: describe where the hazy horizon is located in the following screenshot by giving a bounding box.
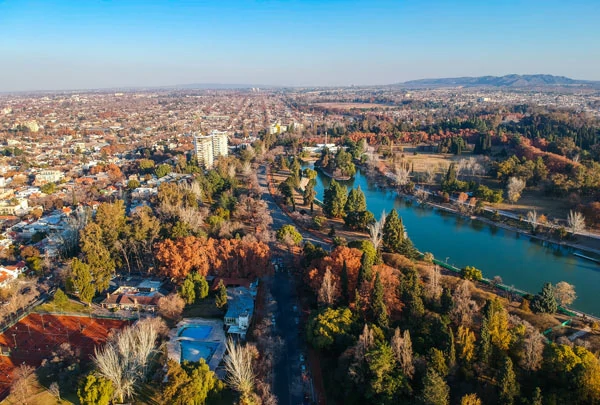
[1,0,599,92]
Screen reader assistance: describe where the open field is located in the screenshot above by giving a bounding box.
[0,314,130,400]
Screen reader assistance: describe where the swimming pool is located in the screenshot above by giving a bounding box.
[179,325,213,340]
[180,341,219,363]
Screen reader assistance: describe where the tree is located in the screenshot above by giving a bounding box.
[371,272,389,329]
[357,252,373,287]
[450,281,478,327]
[40,182,56,195]
[323,179,347,218]
[457,326,476,363]
[224,339,256,403]
[421,368,449,405]
[461,265,482,281]
[80,222,115,291]
[70,258,95,303]
[391,328,414,378]
[193,273,210,300]
[54,288,69,310]
[162,359,222,405]
[345,186,367,213]
[531,282,558,313]
[498,356,519,405]
[180,278,196,305]
[531,387,543,405]
[318,267,337,307]
[127,179,141,190]
[155,163,172,178]
[11,364,37,405]
[340,261,349,304]
[527,209,539,232]
[368,210,386,251]
[93,320,159,403]
[506,177,526,203]
[460,393,482,405]
[216,279,228,309]
[276,224,303,246]
[307,307,354,350]
[567,210,586,235]
[554,281,577,306]
[485,299,511,351]
[382,209,404,253]
[78,374,114,405]
[428,348,449,377]
[520,323,544,371]
[157,293,185,321]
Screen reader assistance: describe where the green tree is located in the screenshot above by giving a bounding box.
[428,348,449,377]
[155,163,172,178]
[162,359,223,405]
[80,222,115,291]
[345,186,367,213]
[421,368,449,405]
[323,179,347,218]
[498,356,519,405]
[382,209,404,253]
[357,252,373,287]
[78,374,114,405]
[192,273,209,300]
[53,288,69,310]
[40,182,56,194]
[531,282,558,314]
[215,279,228,309]
[71,258,96,303]
[365,342,406,404]
[531,387,543,405]
[303,182,317,212]
[340,261,349,305]
[276,224,303,245]
[180,278,196,305]
[371,272,389,329]
[127,179,141,190]
[278,177,294,205]
[307,307,354,351]
[461,266,483,281]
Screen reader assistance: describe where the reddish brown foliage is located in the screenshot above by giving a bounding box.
[306,246,363,301]
[155,236,271,282]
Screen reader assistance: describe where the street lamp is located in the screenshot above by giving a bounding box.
[445,257,450,264]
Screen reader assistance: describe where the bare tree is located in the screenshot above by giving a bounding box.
[424,166,435,185]
[520,323,545,371]
[93,320,159,403]
[450,280,479,327]
[157,293,185,321]
[391,328,414,378]
[395,166,410,187]
[554,281,577,306]
[425,265,442,301]
[567,210,586,235]
[356,324,375,359]
[11,364,36,405]
[49,382,61,402]
[414,188,429,205]
[224,338,256,400]
[318,267,337,306]
[527,210,538,232]
[507,177,526,203]
[368,210,386,251]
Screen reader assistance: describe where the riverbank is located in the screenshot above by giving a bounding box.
[358,162,600,258]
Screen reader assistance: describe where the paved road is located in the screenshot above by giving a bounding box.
[258,165,327,405]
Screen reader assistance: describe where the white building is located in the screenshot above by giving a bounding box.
[35,170,64,184]
[193,130,228,169]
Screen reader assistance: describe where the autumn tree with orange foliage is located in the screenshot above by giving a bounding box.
[155,236,271,282]
[306,246,363,302]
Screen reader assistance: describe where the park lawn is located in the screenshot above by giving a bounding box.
[492,187,573,219]
[1,376,75,405]
[182,297,225,318]
[35,299,91,314]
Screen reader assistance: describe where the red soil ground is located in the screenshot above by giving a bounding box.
[0,314,129,399]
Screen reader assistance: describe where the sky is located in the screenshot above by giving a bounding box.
[0,0,599,91]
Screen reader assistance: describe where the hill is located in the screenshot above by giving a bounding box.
[399,74,600,89]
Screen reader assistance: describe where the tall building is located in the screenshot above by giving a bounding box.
[193,130,228,169]
[211,130,229,158]
[194,135,215,169]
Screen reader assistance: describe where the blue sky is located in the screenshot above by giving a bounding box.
[0,0,598,91]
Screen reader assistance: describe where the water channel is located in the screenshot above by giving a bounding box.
[304,164,600,315]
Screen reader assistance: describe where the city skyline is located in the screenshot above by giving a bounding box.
[1,0,599,91]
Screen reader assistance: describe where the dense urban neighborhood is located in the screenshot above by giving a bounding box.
[0,82,599,405]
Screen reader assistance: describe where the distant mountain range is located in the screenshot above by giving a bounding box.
[398,74,600,89]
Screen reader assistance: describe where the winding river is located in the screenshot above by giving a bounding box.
[305,164,600,316]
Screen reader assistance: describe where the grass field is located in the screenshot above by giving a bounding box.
[35,299,91,314]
